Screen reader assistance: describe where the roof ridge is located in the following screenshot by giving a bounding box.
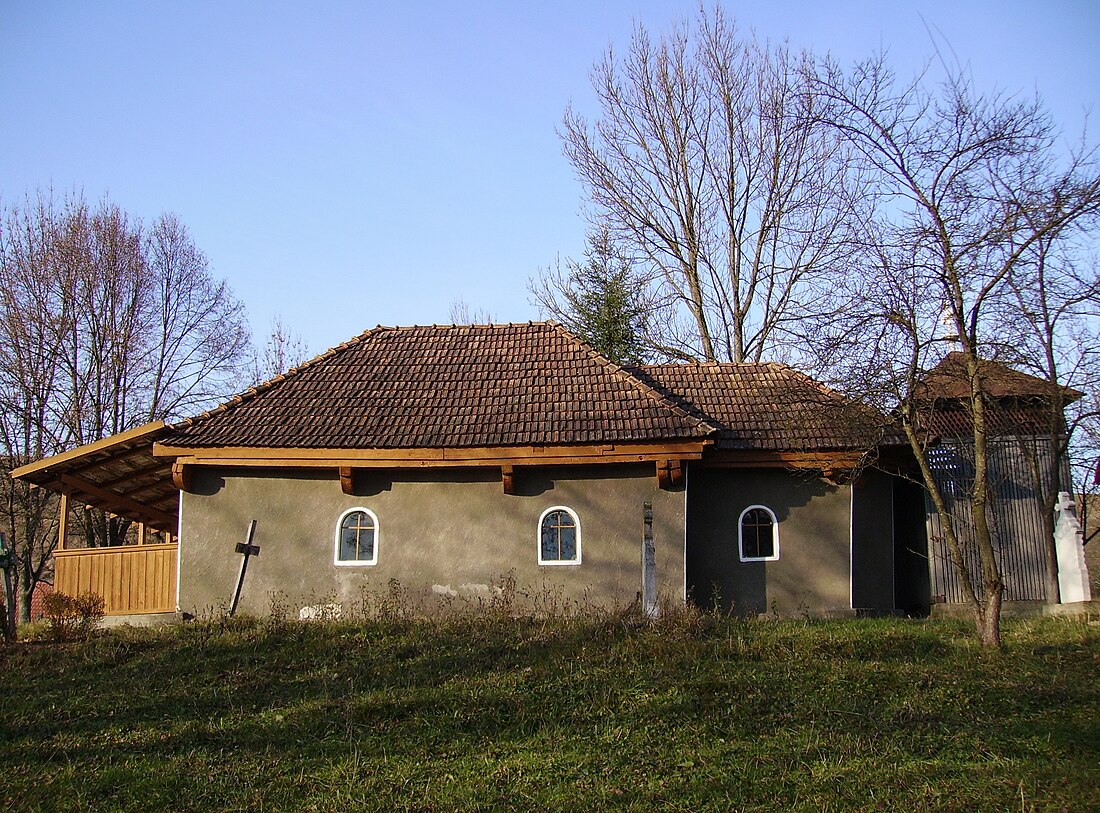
[640,360,789,370]
[549,323,718,438]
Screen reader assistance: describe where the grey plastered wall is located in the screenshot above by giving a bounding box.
[178,463,686,616]
[686,466,852,615]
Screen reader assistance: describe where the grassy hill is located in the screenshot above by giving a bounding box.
[2,612,1097,812]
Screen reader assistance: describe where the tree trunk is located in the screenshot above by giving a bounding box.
[974,588,1003,648]
[965,355,1006,648]
[19,581,33,624]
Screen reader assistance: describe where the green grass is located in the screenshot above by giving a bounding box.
[1,613,1097,812]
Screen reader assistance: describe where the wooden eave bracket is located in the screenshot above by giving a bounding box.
[821,467,856,486]
[339,466,356,496]
[656,459,684,490]
[501,464,515,495]
[172,461,193,493]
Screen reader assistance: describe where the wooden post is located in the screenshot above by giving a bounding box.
[57,492,68,551]
[137,522,146,546]
[642,501,657,618]
[0,533,14,641]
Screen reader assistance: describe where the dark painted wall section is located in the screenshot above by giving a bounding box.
[893,477,931,615]
[686,467,852,615]
[179,463,686,616]
[850,469,895,611]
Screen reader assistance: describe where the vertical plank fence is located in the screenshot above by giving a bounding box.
[53,543,178,615]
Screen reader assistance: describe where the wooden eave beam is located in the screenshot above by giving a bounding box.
[701,449,866,470]
[153,440,709,469]
[10,420,168,482]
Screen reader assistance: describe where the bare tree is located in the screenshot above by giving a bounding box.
[255,315,311,383]
[448,299,494,325]
[147,214,255,418]
[0,191,253,618]
[561,6,861,362]
[0,193,73,627]
[811,52,1100,646]
[999,226,1100,603]
[57,201,252,548]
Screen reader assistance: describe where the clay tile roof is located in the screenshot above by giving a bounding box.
[630,363,881,451]
[162,322,717,449]
[913,352,1084,402]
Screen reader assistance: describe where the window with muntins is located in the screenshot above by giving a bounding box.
[739,505,779,562]
[539,506,581,565]
[335,508,378,566]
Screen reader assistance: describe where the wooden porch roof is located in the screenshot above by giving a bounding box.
[10,422,179,534]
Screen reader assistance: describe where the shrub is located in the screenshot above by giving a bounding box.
[41,591,105,641]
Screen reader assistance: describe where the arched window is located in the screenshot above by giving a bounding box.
[538,506,581,565]
[335,508,379,566]
[738,505,779,562]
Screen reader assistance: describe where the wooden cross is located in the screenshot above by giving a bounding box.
[228,520,259,617]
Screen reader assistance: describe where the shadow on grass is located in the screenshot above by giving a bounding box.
[2,614,1097,812]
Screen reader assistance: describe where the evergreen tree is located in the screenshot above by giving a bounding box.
[531,228,649,366]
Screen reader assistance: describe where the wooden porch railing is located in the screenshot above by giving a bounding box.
[53,543,178,615]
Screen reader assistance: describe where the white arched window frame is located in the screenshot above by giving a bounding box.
[334,507,379,567]
[738,505,779,562]
[537,506,582,566]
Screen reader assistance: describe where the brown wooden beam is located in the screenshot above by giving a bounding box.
[154,440,710,467]
[158,450,707,470]
[701,450,865,470]
[656,459,684,490]
[58,473,176,528]
[121,479,178,500]
[97,461,173,490]
[10,420,168,482]
[171,461,193,492]
[339,466,356,495]
[57,491,68,552]
[501,464,515,495]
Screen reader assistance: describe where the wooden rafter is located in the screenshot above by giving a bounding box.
[97,461,172,490]
[58,473,175,529]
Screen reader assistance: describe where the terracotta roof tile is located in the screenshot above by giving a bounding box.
[164,323,717,449]
[914,352,1083,402]
[631,363,880,451]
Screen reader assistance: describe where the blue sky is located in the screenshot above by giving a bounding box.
[2,1,1098,356]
